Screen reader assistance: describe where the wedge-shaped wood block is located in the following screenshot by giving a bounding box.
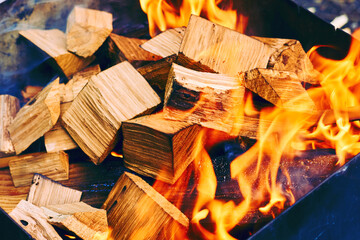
[66,6,113,58]
[27,173,82,207]
[62,61,161,164]
[19,29,95,78]
[0,95,19,158]
[8,78,60,155]
[8,151,69,187]
[122,112,202,184]
[103,172,189,240]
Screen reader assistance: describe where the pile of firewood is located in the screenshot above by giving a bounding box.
[0,5,336,240]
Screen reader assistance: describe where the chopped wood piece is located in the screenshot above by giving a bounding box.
[242,69,316,111]
[122,112,202,184]
[21,86,43,102]
[43,202,108,240]
[141,27,186,57]
[66,6,113,57]
[102,172,189,240]
[27,173,82,207]
[164,63,245,134]
[9,200,62,240]
[19,29,95,78]
[62,61,161,164]
[178,15,273,75]
[0,194,28,213]
[136,54,177,100]
[8,151,69,187]
[0,95,19,158]
[8,79,61,154]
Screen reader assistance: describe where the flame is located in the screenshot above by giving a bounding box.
[140,0,248,36]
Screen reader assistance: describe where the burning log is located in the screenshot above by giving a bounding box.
[141,27,186,57]
[66,6,113,58]
[9,200,62,240]
[8,78,60,155]
[62,61,161,164]
[43,201,108,240]
[0,95,19,158]
[19,29,95,78]
[27,174,82,207]
[8,151,69,187]
[122,112,202,184]
[103,172,189,240]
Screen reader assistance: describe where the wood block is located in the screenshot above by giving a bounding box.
[102,172,189,240]
[0,95,19,158]
[66,6,113,58]
[43,202,108,240]
[164,63,245,134]
[9,200,62,240]
[62,61,161,164]
[178,15,273,75]
[122,112,202,184]
[8,151,69,187]
[27,173,82,207]
[19,29,95,78]
[8,78,61,154]
[141,27,186,57]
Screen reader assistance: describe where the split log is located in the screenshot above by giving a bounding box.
[242,69,316,111]
[0,95,19,158]
[122,112,202,184]
[141,27,186,57]
[9,200,62,240]
[178,15,273,75]
[8,151,69,187]
[66,6,113,58]
[43,202,108,240]
[102,172,189,240]
[21,86,43,102]
[8,78,61,154]
[62,61,161,164]
[164,63,245,134]
[27,173,82,207]
[19,29,95,78]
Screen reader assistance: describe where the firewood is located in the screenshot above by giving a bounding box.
[141,27,186,57]
[0,95,19,158]
[178,15,273,75]
[8,151,69,187]
[43,201,108,240]
[62,61,161,164]
[21,86,43,102]
[19,29,95,78]
[66,6,113,58]
[102,172,189,240]
[136,54,177,100]
[163,63,245,134]
[242,69,316,111]
[27,173,82,207]
[8,78,61,154]
[122,112,202,184]
[9,200,62,240]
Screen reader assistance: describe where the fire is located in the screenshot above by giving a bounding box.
[139,0,248,36]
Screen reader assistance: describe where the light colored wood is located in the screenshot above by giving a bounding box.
[178,15,273,75]
[242,69,316,111]
[43,201,108,240]
[21,86,43,102]
[27,173,82,207]
[66,6,113,57]
[102,172,189,240]
[164,63,245,134]
[0,194,28,213]
[122,112,202,184]
[19,29,95,78]
[8,151,69,187]
[141,27,186,58]
[0,95,19,158]
[62,61,161,164]
[9,200,62,240]
[8,78,61,155]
